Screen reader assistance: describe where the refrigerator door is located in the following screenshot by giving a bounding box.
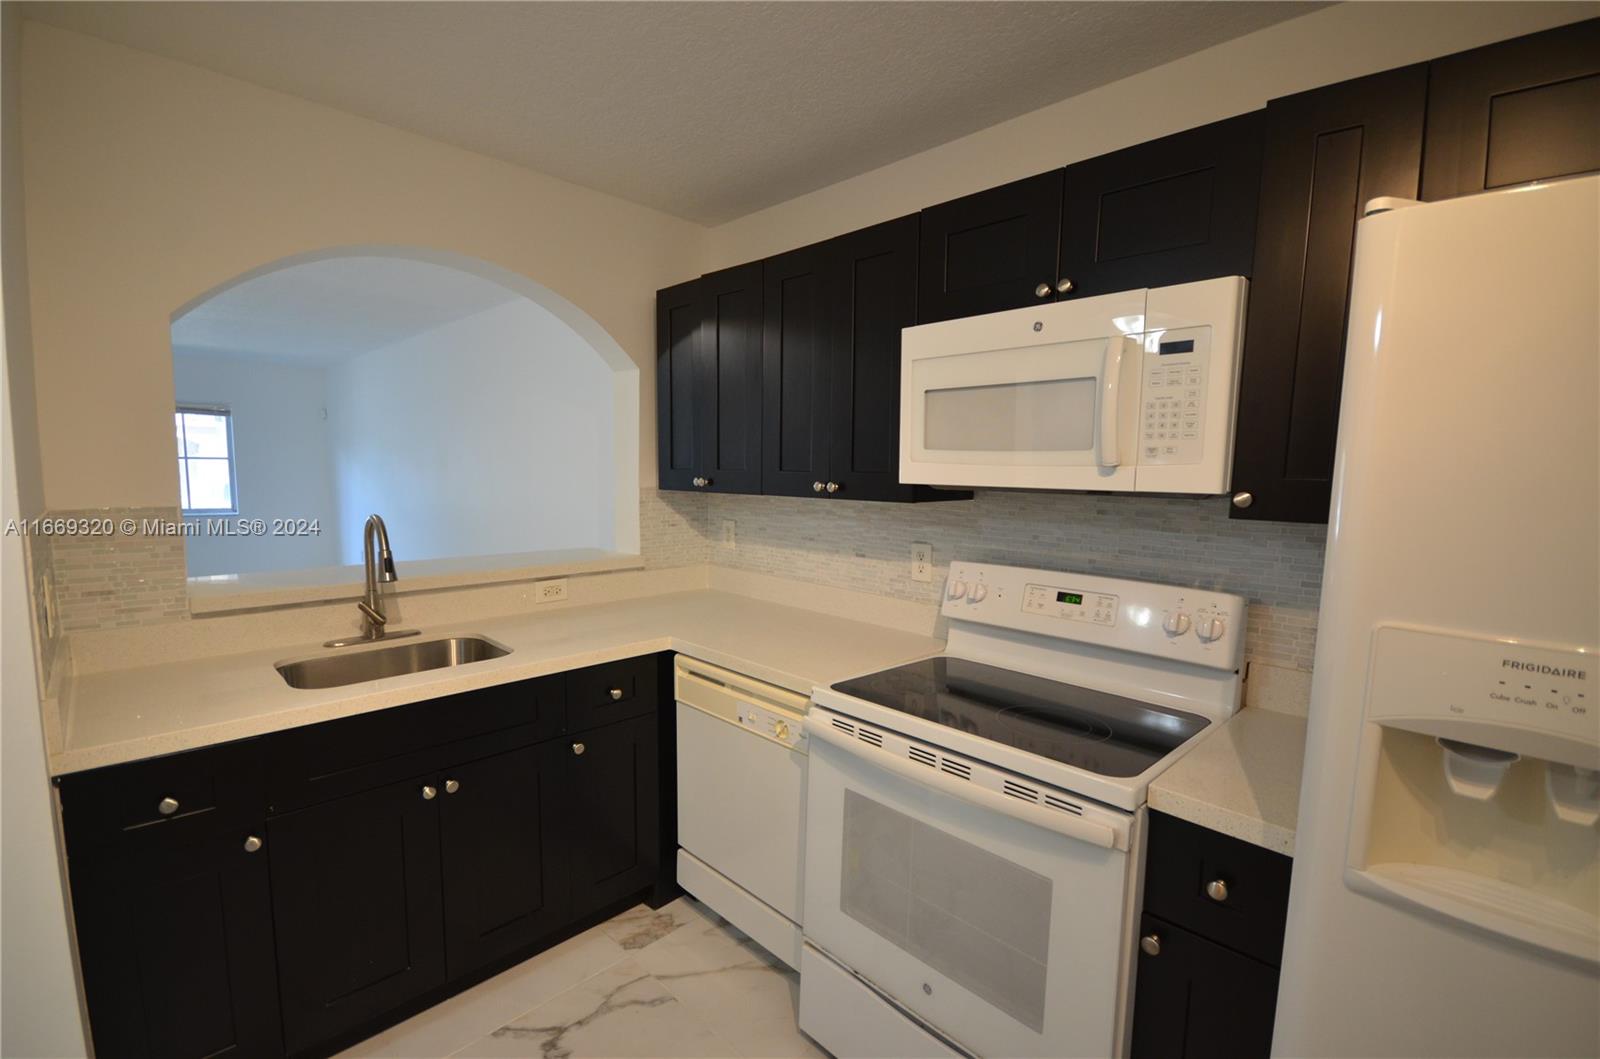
[1275,177,1600,1058]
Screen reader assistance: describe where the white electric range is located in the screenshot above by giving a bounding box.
[797,560,1246,1059]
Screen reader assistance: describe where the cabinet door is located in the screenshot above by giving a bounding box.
[69,831,282,1059]
[827,215,920,501]
[1129,914,1279,1059]
[1058,112,1261,299]
[1422,18,1600,200]
[269,776,446,1054]
[1229,66,1426,523]
[439,741,569,977]
[656,278,705,491]
[698,262,764,493]
[762,241,834,497]
[917,171,1062,322]
[564,714,661,920]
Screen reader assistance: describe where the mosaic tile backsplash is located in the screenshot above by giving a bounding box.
[40,489,1326,671]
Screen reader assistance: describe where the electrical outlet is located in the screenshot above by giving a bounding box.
[721,519,736,550]
[535,578,568,604]
[911,542,933,582]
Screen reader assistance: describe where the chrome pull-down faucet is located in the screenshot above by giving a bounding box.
[325,514,420,647]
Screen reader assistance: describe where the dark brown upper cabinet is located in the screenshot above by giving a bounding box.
[761,240,834,497]
[827,217,932,501]
[763,216,968,503]
[1422,18,1600,200]
[1229,65,1427,523]
[917,171,1063,322]
[655,263,763,494]
[1057,112,1262,298]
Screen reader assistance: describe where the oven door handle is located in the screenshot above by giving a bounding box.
[806,716,1126,852]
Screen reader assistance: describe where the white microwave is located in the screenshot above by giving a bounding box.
[899,276,1248,494]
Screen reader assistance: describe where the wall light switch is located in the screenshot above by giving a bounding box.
[911,543,933,582]
[721,519,736,550]
[535,578,568,604]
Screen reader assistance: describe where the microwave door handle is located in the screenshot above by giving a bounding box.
[1098,335,1130,467]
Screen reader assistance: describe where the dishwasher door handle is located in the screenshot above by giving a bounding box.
[805,714,1126,852]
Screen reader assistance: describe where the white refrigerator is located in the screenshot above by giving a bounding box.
[1273,176,1599,1058]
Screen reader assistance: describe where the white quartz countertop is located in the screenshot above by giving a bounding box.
[53,590,943,775]
[1148,707,1308,856]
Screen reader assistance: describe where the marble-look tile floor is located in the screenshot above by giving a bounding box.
[337,896,828,1059]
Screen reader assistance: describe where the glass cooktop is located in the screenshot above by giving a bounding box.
[831,655,1209,778]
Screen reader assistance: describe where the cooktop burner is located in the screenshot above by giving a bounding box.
[831,655,1209,778]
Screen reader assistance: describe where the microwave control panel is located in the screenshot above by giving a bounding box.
[1021,583,1119,626]
[1139,325,1212,466]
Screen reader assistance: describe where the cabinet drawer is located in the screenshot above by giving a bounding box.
[267,676,564,811]
[1142,810,1292,966]
[58,740,265,854]
[566,656,657,730]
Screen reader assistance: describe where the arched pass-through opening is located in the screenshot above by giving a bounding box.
[169,245,640,610]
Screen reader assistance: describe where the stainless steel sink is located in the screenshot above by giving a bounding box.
[276,636,510,690]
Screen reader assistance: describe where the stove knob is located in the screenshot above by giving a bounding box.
[1162,610,1192,636]
[773,719,791,742]
[1197,616,1226,642]
[968,583,988,603]
[947,579,968,600]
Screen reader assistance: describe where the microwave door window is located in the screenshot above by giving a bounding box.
[923,377,1097,452]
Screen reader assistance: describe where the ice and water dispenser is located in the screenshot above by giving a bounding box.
[1344,624,1599,963]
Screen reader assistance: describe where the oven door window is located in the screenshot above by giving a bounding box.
[842,789,1052,1032]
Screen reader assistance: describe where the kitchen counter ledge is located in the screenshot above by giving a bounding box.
[1148,706,1307,856]
[53,590,943,775]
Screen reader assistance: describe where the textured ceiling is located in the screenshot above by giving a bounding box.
[170,257,519,365]
[24,1,1320,224]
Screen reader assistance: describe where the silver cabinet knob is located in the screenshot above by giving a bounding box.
[444,779,460,795]
[812,481,824,493]
[1034,282,1052,298]
[243,835,263,853]
[1140,934,1161,957]
[609,688,624,701]
[572,742,586,756]
[421,785,437,800]
[1206,879,1229,903]
[1056,278,1075,294]
[825,481,840,494]
[691,476,705,487]
[1232,491,1254,509]
[157,796,180,816]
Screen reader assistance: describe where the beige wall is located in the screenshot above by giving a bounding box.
[18,20,708,511]
[707,1,1595,267]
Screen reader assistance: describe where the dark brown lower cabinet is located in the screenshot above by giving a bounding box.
[566,713,662,919]
[269,776,447,1055]
[60,656,667,1059]
[67,828,283,1059]
[1130,913,1280,1059]
[439,740,571,977]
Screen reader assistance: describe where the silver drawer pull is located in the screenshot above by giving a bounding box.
[421,785,438,800]
[243,835,263,853]
[1140,933,1161,956]
[609,687,624,701]
[1206,878,1229,903]
[444,779,460,795]
[157,796,180,816]
[572,742,586,756]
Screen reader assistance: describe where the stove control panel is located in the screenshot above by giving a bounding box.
[1022,583,1119,626]
[943,560,1246,671]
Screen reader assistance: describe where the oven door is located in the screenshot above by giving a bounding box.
[899,290,1146,492]
[801,715,1141,1059]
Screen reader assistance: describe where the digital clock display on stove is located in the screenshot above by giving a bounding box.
[1056,591,1083,604]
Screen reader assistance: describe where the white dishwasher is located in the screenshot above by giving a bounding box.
[675,656,809,969]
